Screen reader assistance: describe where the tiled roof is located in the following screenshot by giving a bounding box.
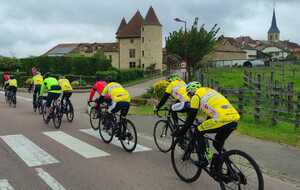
[117,10,144,38]
[144,6,161,26]
[216,37,246,53]
[96,43,119,52]
[268,9,280,33]
[116,17,127,35]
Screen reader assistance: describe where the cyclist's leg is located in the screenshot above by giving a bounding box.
[33,86,38,107]
[119,102,130,117]
[171,101,185,124]
[213,122,237,152]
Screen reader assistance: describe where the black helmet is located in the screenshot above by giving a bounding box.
[10,75,15,79]
[44,72,51,78]
[106,76,114,83]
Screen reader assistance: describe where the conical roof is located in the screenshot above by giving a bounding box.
[268,8,280,33]
[116,17,127,35]
[117,11,144,38]
[144,6,161,26]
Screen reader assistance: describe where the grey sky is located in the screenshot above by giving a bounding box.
[0,0,299,57]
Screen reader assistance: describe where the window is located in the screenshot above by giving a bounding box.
[142,37,144,43]
[142,27,144,31]
[142,64,145,68]
[129,49,136,58]
[130,39,134,43]
[142,50,144,57]
[129,62,136,68]
[108,55,112,60]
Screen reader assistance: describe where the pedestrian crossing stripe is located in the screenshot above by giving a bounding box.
[0,134,59,167]
[43,131,110,158]
[36,168,66,190]
[0,179,14,190]
[79,128,152,152]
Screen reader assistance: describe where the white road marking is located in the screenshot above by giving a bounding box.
[0,179,14,190]
[0,91,32,102]
[43,131,110,158]
[35,168,66,190]
[80,128,152,152]
[0,134,59,167]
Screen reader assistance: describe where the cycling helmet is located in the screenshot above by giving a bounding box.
[43,72,51,78]
[168,74,180,82]
[10,75,15,79]
[186,81,201,94]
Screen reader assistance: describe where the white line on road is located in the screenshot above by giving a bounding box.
[0,179,14,190]
[35,168,66,190]
[43,131,110,158]
[80,129,152,152]
[0,134,59,167]
[0,91,32,102]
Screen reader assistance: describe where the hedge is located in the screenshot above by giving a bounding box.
[19,56,112,75]
[96,69,144,82]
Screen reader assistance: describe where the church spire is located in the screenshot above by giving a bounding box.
[268,8,280,42]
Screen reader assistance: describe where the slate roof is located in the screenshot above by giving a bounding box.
[45,43,79,56]
[268,9,280,33]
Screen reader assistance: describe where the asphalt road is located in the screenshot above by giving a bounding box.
[0,92,299,190]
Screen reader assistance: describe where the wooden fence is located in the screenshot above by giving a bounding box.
[197,71,300,130]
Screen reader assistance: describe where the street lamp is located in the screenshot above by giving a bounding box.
[174,17,188,80]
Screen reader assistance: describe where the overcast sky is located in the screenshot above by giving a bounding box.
[0,0,299,57]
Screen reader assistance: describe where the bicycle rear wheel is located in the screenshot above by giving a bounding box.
[99,115,113,143]
[171,138,202,183]
[42,104,48,123]
[52,106,62,129]
[66,101,74,122]
[38,100,43,115]
[153,120,174,153]
[89,107,100,130]
[120,119,137,152]
[219,149,264,190]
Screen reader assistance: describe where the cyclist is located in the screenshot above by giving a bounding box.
[7,75,17,105]
[173,81,240,168]
[29,72,43,109]
[99,77,130,118]
[154,74,190,124]
[2,71,10,89]
[88,77,108,107]
[40,73,62,120]
[58,75,73,105]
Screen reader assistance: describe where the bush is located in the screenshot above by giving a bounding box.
[19,56,112,75]
[152,80,169,99]
[71,81,80,87]
[96,69,144,82]
[96,70,119,81]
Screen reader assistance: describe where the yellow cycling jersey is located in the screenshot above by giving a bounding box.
[165,80,190,102]
[190,87,240,122]
[32,74,43,85]
[8,79,17,88]
[102,82,130,103]
[58,79,73,91]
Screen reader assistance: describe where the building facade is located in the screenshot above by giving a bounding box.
[44,7,163,71]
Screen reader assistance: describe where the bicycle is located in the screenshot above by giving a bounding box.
[88,100,104,130]
[171,124,264,190]
[153,107,185,153]
[60,98,74,122]
[42,97,62,129]
[98,105,137,152]
[6,89,16,108]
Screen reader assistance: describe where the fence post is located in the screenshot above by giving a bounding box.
[295,93,300,130]
[200,73,204,86]
[243,70,248,87]
[254,74,261,121]
[271,85,279,126]
[238,88,244,116]
[287,82,294,113]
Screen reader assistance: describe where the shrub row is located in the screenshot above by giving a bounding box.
[19,56,112,75]
[96,69,144,82]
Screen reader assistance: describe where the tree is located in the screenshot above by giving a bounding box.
[166,20,219,80]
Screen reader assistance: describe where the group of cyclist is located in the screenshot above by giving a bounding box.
[2,70,240,168]
[154,74,240,168]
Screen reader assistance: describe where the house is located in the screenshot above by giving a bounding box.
[44,6,163,71]
[255,43,289,61]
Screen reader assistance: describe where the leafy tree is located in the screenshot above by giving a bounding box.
[166,20,219,80]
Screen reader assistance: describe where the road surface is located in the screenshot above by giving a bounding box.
[0,92,299,190]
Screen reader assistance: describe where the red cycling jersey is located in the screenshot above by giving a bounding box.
[89,81,110,101]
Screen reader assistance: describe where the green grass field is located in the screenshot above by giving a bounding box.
[203,63,300,90]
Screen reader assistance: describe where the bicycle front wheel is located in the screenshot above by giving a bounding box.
[52,106,62,129]
[89,107,100,130]
[219,149,264,190]
[99,116,114,143]
[171,138,202,183]
[120,119,137,152]
[66,101,74,122]
[153,120,174,153]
